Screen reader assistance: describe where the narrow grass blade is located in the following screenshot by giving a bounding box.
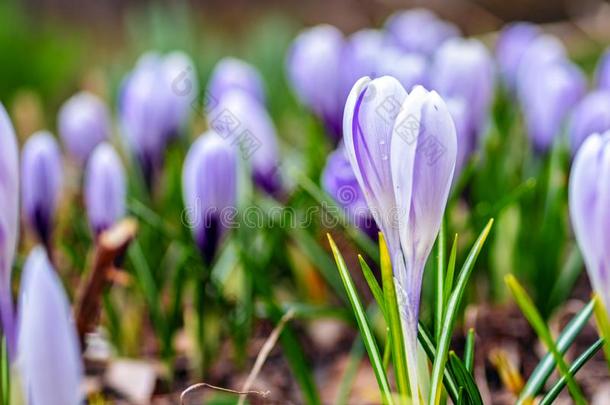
[379,233,410,401]
[506,275,586,405]
[417,323,459,403]
[443,234,458,313]
[429,219,493,405]
[448,352,483,405]
[358,255,386,318]
[593,295,610,373]
[464,329,475,374]
[518,299,593,402]
[435,221,446,343]
[539,339,603,405]
[327,234,394,404]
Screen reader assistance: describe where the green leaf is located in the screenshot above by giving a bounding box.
[444,234,458,313]
[464,329,475,374]
[335,338,366,405]
[435,220,446,343]
[417,323,460,403]
[327,234,395,405]
[358,255,386,319]
[506,275,586,405]
[539,339,603,405]
[448,352,483,405]
[379,233,410,401]
[519,299,594,402]
[593,295,610,373]
[429,219,493,405]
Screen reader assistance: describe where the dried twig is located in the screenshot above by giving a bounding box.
[179,383,270,405]
[237,308,296,405]
[74,218,138,347]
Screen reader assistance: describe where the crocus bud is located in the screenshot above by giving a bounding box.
[376,49,428,93]
[210,89,281,195]
[446,97,473,176]
[431,38,495,136]
[521,61,586,152]
[120,51,197,184]
[515,34,566,103]
[18,246,83,405]
[163,50,198,140]
[207,57,265,105]
[182,132,237,263]
[58,91,110,164]
[84,143,126,236]
[495,22,541,90]
[569,131,610,312]
[596,49,610,90]
[0,103,19,358]
[287,25,345,139]
[21,131,63,247]
[321,145,376,237]
[384,8,459,56]
[341,29,385,100]
[344,77,456,398]
[568,90,610,154]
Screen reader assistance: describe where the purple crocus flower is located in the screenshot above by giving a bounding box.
[341,29,385,101]
[21,131,63,248]
[495,22,541,90]
[321,145,376,237]
[120,51,197,184]
[569,131,610,312]
[58,91,110,164]
[17,246,83,405]
[182,131,237,263]
[343,76,456,398]
[384,8,459,56]
[521,61,586,152]
[595,49,610,90]
[376,49,428,92]
[515,34,566,104]
[431,38,495,137]
[568,90,610,154]
[207,57,265,105]
[287,25,345,139]
[0,103,19,359]
[84,143,126,236]
[210,89,281,195]
[446,97,473,176]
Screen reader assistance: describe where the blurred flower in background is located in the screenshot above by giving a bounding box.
[119,51,197,185]
[0,103,19,359]
[384,8,459,56]
[58,91,110,164]
[596,48,610,90]
[569,131,610,312]
[21,131,63,249]
[207,57,266,105]
[18,246,83,405]
[568,90,610,154]
[321,145,376,237]
[286,24,345,140]
[496,22,541,90]
[84,143,126,237]
[182,131,237,264]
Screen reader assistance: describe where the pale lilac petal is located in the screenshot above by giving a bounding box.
[18,246,83,405]
[496,22,541,89]
[208,57,265,104]
[343,76,408,253]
